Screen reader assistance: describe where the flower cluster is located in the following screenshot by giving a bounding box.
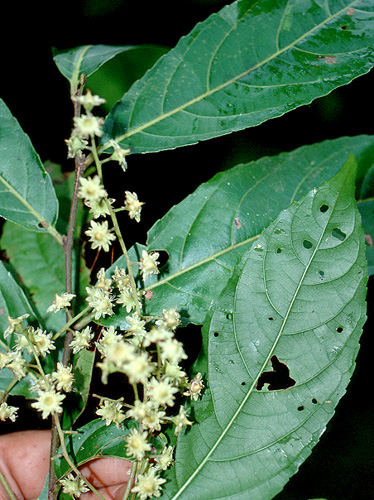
[0,312,75,422]
[93,304,204,499]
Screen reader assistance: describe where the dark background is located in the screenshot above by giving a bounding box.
[1,1,374,499]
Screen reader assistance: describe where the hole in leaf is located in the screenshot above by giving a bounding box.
[297,406,304,411]
[336,326,343,333]
[254,245,263,252]
[276,248,282,254]
[332,227,346,241]
[256,355,296,391]
[241,381,246,386]
[318,270,325,276]
[214,332,219,337]
[303,240,313,249]
[156,250,169,269]
[312,398,318,404]
[320,204,329,213]
[268,317,274,321]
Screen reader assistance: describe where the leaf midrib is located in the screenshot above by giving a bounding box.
[170,166,350,500]
[105,0,358,148]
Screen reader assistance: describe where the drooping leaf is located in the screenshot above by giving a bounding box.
[0,100,60,234]
[101,0,374,154]
[159,155,367,500]
[101,135,374,328]
[52,45,137,93]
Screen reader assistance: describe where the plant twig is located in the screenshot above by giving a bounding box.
[48,74,87,500]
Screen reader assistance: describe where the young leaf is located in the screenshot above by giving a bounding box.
[52,45,136,94]
[101,0,374,154]
[160,155,367,500]
[102,135,373,328]
[0,100,60,235]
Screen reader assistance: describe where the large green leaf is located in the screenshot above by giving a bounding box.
[53,45,136,93]
[101,135,374,328]
[159,155,367,499]
[0,100,59,234]
[101,0,374,154]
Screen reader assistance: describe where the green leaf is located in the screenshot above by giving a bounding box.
[52,45,137,93]
[358,199,374,275]
[1,222,67,331]
[86,45,170,112]
[101,0,374,154]
[0,261,38,397]
[102,135,373,328]
[53,418,131,478]
[0,100,59,234]
[0,220,90,332]
[62,349,95,428]
[160,155,367,500]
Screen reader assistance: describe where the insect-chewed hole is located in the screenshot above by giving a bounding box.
[312,398,318,404]
[297,405,304,411]
[332,227,346,241]
[303,240,313,249]
[268,317,274,321]
[241,381,246,386]
[256,356,296,391]
[214,332,219,337]
[276,248,282,254]
[320,204,329,213]
[336,326,343,333]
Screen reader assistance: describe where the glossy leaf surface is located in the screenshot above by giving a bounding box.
[102,135,374,328]
[159,155,367,499]
[0,100,59,232]
[102,0,374,154]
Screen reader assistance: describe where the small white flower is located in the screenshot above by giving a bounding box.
[108,140,131,172]
[52,362,74,392]
[154,445,174,471]
[125,428,152,461]
[78,176,108,204]
[31,389,65,419]
[69,326,94,354]
[47,292,76,313]
[4,314,29,338]
[0,402,18,422]
[139,250,160,281]
[131,466,166,500]
[60,473,89,497]
[96,399,125,428]
[74,114,104,137]
[85,220,116,252]
[146,377,178,407]
[74,89,106,112]
[183,372,205,401]
[124,191,144,222]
